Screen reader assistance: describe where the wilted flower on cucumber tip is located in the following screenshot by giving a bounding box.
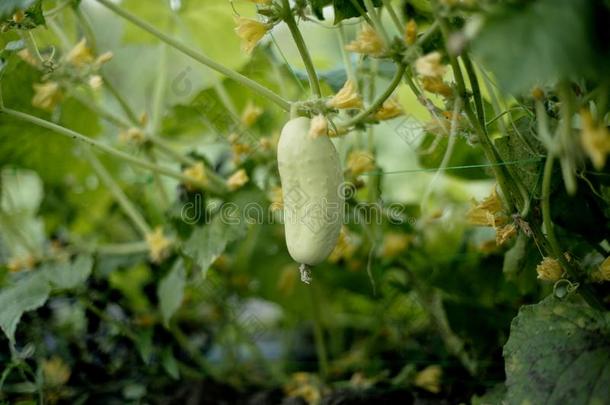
[308,114,328,139]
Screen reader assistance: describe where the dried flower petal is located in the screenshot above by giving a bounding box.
[32,82,63,111]
[241,101,264,127]
[414,365,442,394]
[421,76,453,97]
[580,109,610,170]
[327,79,363,110]
[345,25,385,56]
[227,169,249,191]
[536,257,563,281]
[234,17,268,54]
[415,52,447,78]
[146,227,172,263]
[182,162,209,190]
[405,19,418,45]
[347,150,375,176]
[495,223,516,246]
[66,38,94,67]
[308,114,328,139]
[374,97,404,120]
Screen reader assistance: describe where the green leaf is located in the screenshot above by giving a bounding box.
[43,255,93,290]
[332,0,383,24]
[0,0,35,20]
[473,0,602,94]
[183,215,245,278]
[0,272,51,344]
[157,259,185,328]
[504,296,610,404]
[161,347,180,380]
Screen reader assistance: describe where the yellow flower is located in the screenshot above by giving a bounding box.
[345,24,385,56]
[328,79,363,110]
[89,75,104,90]
[308,114,328,139]
[495,223,516,246]
[119,127,146,145]
[380,232,411,258]
[536,257,563,281]
[592,256,610,282]
[42,357,71,387]
[347,150,375,176]
[466,188,505,227]
[269,186,283,211]
[285,372,321,405]
[17,49,38,66]
[405,19,418,45]
[421,76,453,97]
[182,162,209,190]
[415,52,447,78]
[277,265,298,296]
[580,109,610,170]
[374,96,404,120]
[241,101,264,127]
[32,82,63,111]
[13,10,25,23]
[328,227,357,263]
[66,38,94,67]
[146,227,172,263]
[7,255,36,273]
[229,133,253,162]
[94,51,114,67]
[234,17,269,54]
[414,365,442,394]
[227,169,249,191]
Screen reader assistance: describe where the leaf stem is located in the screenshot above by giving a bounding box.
[382,0,404,33]
[281,0,321,98]
[364,0,390,46]
[94,0,291,111]
[308,283,329,380]
[82,147,152,236]
[541,154,603,310]
[0,107,225,194]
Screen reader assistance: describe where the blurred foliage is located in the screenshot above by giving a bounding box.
[0,0,609,404]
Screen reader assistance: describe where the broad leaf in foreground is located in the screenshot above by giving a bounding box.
[504,296,610,404]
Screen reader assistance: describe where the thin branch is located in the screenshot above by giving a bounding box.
[281,0,321,98]
[94,0,291,111]
[82,147,152,236]
[0,108,226,194]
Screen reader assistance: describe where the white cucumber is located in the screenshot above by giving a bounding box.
[277,117,344,269]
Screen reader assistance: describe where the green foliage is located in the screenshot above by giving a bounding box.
[308,0,383,24]
[157,259,186,327]
[473,0,610,94]
[504,295,610,404]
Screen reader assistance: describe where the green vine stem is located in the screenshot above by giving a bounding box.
[0,108,226,194]
[308,283,329,380]
[340,63,407,129]
[349,0,374,26]
[281,0,322,98]
[94,0,291,111]
[82,147,152,237]
[382,0,404,33]
[541,154,603,310]
[434,11,519,213]
[364,0,390,46]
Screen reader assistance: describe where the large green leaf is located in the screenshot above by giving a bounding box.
[473,0,604,94]
[0,272,51,344]
[43,255,93,290]
[0,0,35,20]
[183,215,245,278]
[157,259,185,328]
[504,296,610,404]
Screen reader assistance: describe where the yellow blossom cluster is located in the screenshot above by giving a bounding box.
[466,188,516,246]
